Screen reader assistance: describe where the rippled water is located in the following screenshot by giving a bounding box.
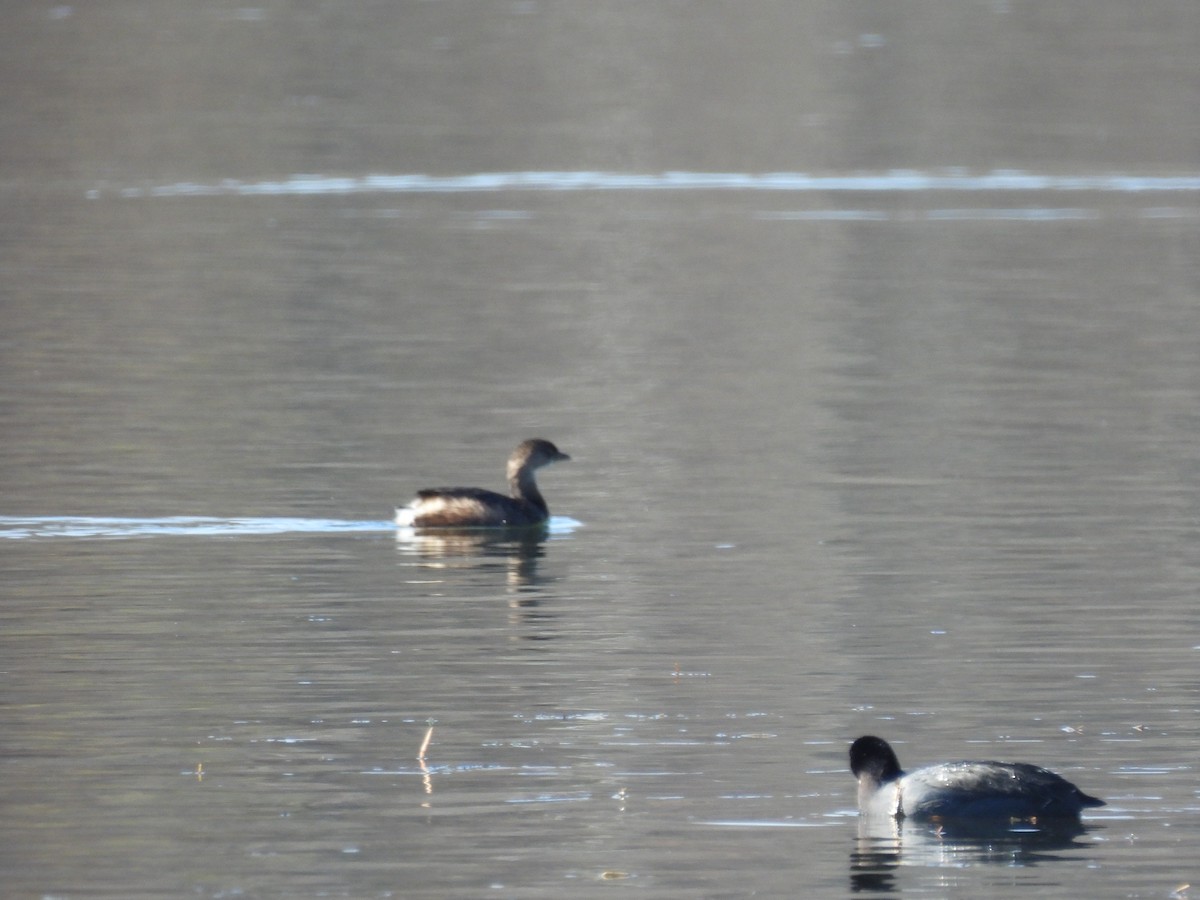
[3,2,1200,898]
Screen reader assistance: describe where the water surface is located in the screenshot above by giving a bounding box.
[3,2,1199,897]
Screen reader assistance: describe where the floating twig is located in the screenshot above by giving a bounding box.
[417,725,434,761]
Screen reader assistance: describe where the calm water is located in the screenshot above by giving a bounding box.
[3,2,1200,898]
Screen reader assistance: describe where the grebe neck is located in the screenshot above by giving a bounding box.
[509,466,548,514]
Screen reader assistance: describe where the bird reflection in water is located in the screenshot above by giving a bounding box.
[849,814,1099,893]
[395,525,556,635]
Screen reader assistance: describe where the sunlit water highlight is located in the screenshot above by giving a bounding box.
[89,169,1200,199]
[0,515,582,539]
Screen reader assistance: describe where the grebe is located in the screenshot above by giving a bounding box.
[394,439,570,528]
[850,735,1104,820]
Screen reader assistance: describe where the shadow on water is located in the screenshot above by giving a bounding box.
[849,816,1102,893]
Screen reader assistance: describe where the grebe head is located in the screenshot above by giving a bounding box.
[508,439,570,479]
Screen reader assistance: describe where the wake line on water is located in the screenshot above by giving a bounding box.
[0,516,392,539]
[90,170,1200,199]
[0,516,582,540]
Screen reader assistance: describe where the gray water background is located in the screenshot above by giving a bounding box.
[2,2,1199,897]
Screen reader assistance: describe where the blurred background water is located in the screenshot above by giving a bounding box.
[2,2,1199,897]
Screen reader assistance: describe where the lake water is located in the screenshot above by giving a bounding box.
[2,2,1199,898]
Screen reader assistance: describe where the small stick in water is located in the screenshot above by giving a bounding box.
[417,726,434,761]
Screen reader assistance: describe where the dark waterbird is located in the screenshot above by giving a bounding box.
[394,439,570,528]
[850,735,1105,821]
